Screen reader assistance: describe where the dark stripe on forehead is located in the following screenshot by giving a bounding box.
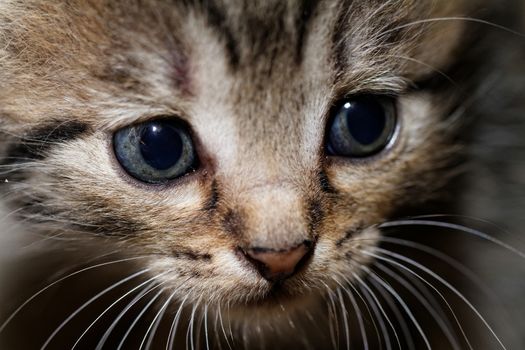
[189,0,240,69]
[295,0,320,63]
[3,120,90,165]
[187,0,320,72]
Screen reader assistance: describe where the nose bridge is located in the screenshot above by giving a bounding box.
[241,184,310,250]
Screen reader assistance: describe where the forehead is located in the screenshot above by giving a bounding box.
[0,0,469,129]
[0,0,468,73]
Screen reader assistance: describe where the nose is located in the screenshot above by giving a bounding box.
[242,241,314,282]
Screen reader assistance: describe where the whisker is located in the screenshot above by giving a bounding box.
[166,295,188,350]
[351,235,471,348]
[117,287,165,350]
[336,287,351,350]
[343,277,382,349]
[95,282,159,350]
[0,255,148,334]
[186,299,199,350]
[142,289,178,350]
[370,276,415,350]
[379,17,525,39]
[362,266,431,350]
[217,302,234,350]
[226,300,234,345]
[354,272,398,350]
[212,305,221,350]
[72,272,169,349]
[370,247,507,350]
[40,268,150,350]
[194,299,206,350]
[386,54,457,86]
[342,274,381,350]
[348,283,368,350]
[399,214,512,232]
[368,250,474,350]
[204,303,210,350]
[380,219,525,259]
[322,282,340,350]
[391,262,461,342]
[373,261,462,350]
[379,235,507,317]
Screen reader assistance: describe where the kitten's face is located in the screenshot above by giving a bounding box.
[0,0,476,322]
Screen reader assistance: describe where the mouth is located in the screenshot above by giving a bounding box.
[228,284,323,318]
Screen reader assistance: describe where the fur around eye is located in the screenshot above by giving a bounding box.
[326,96,397,158]
[113,119,197,184]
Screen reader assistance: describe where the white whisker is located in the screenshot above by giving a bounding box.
[380,236,497,300]
[117,287,165,350]
[72,272,169,349]
[342,274,382,349]
[371,276,416,350]
[336,287,351,350]
[386,54,457,86]
[0,255,148,335]
[379,17,525,38]
[96,282,158,350]
[217,302,233,350]
[186,299,199,350]
[354,272,398,350]
[374,261,462,350]
[166,295,188,350]
[363,266,431,350]
[369,250,473,350]
[322,281,340,350]
[204,303,210,350]
[380,220,525,259]
[40,268,150,350]
[371,247,507,350]
[142,289,178,350]
[348,283,368,350]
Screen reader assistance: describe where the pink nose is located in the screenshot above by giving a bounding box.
[243,241,313,282]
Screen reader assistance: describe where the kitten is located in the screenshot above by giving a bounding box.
[0,0,523,349]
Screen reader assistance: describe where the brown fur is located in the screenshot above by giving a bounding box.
[0,0,522,349]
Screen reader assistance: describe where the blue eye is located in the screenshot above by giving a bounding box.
[113,119,197,184]
[326,96,397,157]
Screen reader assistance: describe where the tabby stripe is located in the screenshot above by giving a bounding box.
[192,0,240,70]
[3,120,90,165]
[295,0,320,63]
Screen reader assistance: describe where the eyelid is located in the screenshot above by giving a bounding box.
[99,106,193,133]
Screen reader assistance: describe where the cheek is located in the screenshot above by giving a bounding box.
[304,226,381,287]
[20,135,215,242]
[325,93,453,216]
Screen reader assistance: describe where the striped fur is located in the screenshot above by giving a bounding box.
[0,0,523,348]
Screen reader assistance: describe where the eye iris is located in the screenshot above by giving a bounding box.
[113,118,197,184]
[139,123,183,170]
[344,100,386,146]
[326,96,396,157]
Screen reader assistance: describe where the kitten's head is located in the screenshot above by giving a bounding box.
[0,0,487,327]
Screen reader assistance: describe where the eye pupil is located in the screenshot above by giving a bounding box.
[345,99,386,146]
[139,123,183,170]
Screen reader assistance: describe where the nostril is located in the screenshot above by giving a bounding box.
[242,241,314,282]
